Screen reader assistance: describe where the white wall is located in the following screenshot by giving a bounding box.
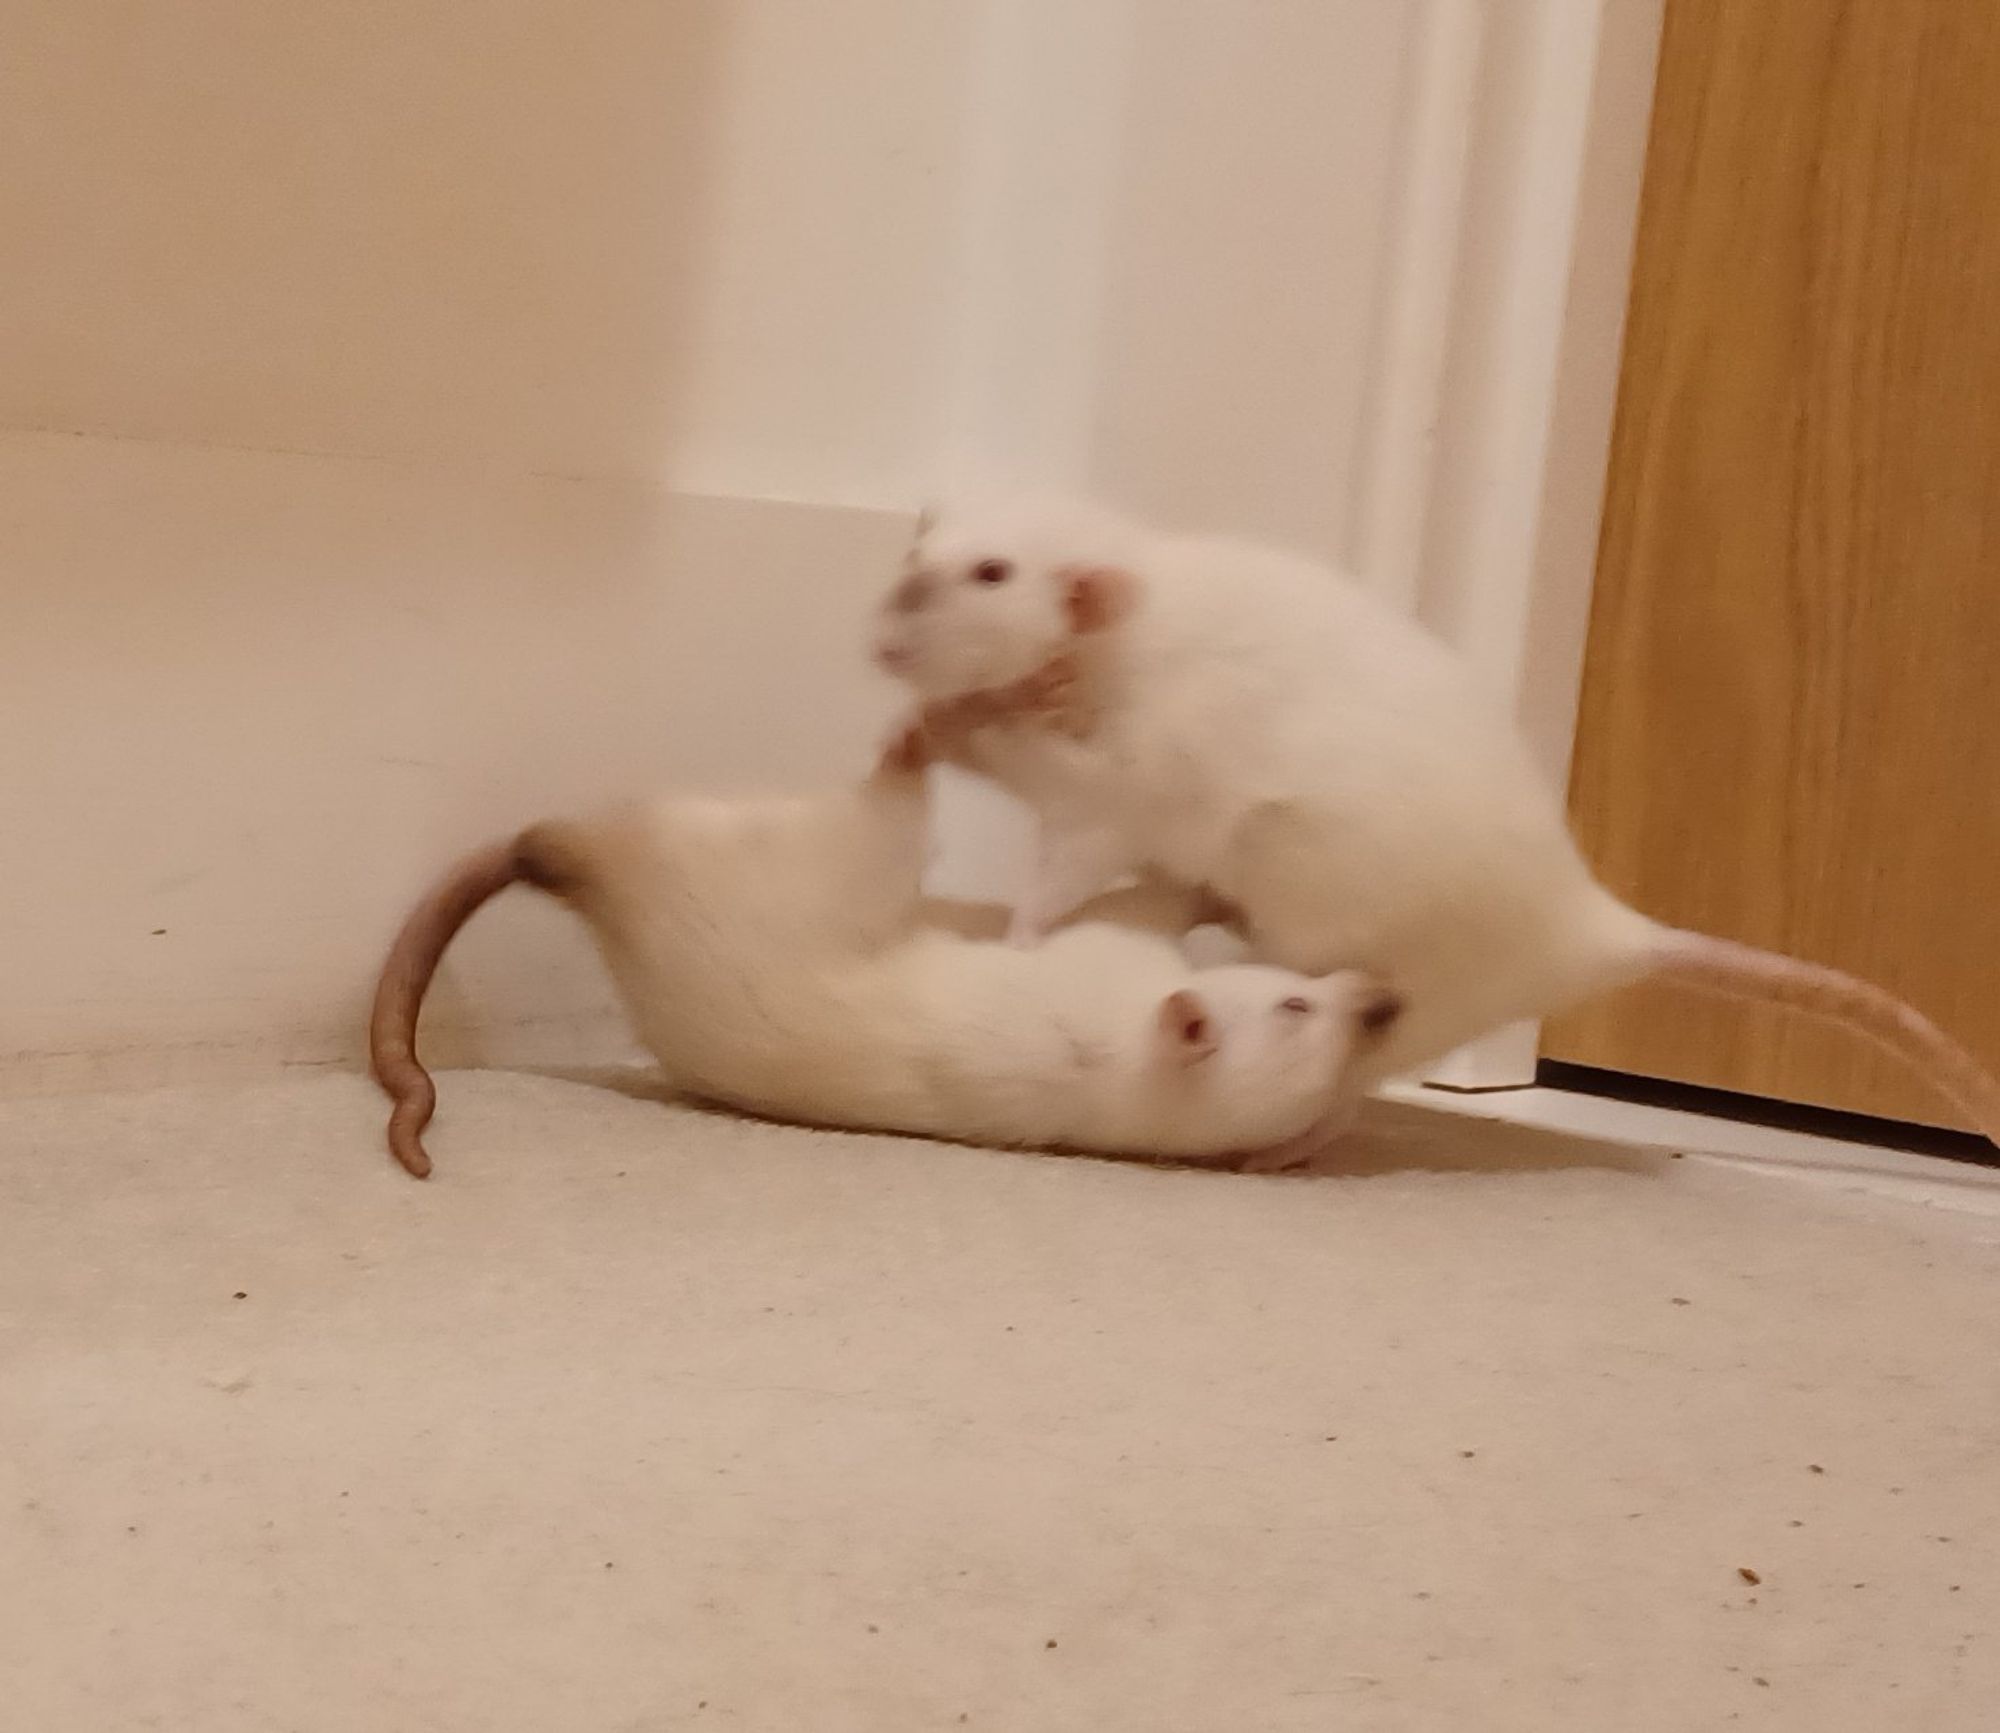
[1089,4,1414,566]
[3,0,977,1090]
[933,1,1423,570]
[0,0,1658,1091]
[3,1,1647,559]
[0,0,973,499]
[0,437,904,1090]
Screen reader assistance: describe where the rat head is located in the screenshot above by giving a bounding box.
[871,494,1143,700]
[1151,966,1404,1150]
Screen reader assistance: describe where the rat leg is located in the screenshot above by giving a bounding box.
[873,716,934,779]
[913,702,1019,782]
[917,652,1091,775]
[1008,822,1134,947]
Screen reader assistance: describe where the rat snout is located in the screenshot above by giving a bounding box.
[873,572,935,677]
[873,630,916,676]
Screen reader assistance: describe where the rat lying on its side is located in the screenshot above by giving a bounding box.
[370,728,1400,1178]
[870,494,2000,1143]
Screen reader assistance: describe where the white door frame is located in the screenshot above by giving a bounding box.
[1383,0,1666,1089]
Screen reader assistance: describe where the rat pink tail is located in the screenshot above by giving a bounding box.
[370,828,585,1179]
[1652,929,2000,1147]
[369,840,525,1178]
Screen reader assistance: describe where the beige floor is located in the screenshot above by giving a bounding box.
[4,1071,1998,1732]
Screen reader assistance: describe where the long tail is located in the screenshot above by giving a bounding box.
[1653,928,2000,1146]
[369,833,571,1178]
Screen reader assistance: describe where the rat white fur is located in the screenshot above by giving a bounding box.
[372,732,1399,1175]
[871,494,2000,1141]
[532,746,1392,1159]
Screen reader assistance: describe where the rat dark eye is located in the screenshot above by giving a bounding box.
[970,558,1013,586]
[1278,995,1314,1016]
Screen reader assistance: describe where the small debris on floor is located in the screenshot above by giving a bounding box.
[231,1291,248,1300]
[1044,1639,1058,1650]
[1808,1463,1825,1474]
[1459,1449,1476,1458]
[1670,1296,1692,1306]
[1753,1677,1771,1688]
[1737,1567,1761,1585]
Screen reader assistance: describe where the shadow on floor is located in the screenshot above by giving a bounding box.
[505,1065,1670,1182]
[1317,1096,1671,1179]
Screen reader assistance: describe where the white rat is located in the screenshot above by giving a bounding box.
[370,728,1400,1178]
[870,494,2000,1142]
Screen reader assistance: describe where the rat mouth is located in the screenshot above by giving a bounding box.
[873,641,915,676]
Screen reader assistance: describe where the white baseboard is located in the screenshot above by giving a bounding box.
[1,432,912,1096]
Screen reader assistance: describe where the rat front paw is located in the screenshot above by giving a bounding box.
[875,718,934,778]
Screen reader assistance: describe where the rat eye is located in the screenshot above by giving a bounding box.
[1278,995,1314,1016]
[970,558,1013,586]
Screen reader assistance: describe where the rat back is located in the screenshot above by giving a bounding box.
[1089,536,1644,1058]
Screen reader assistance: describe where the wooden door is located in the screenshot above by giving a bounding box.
[1544,0,2000,1128]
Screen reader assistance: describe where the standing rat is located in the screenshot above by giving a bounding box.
[370,728,1400,1178]
[869,494,2000,1142]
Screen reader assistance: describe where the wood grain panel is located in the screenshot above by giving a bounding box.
[1545,0,2000,1127]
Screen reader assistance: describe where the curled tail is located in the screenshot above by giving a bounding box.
[369,826,580,1178]
[1653,929,2000,1147]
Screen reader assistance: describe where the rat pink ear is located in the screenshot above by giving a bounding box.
[1156,988,1218,1066]
[1060,565,1139,634]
